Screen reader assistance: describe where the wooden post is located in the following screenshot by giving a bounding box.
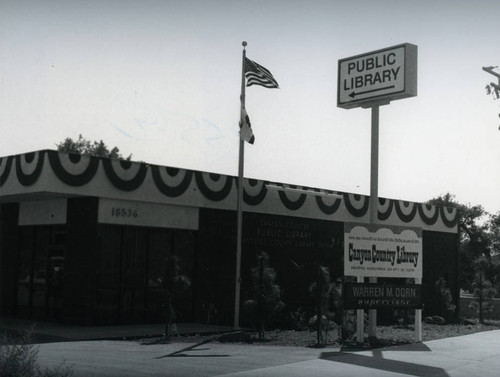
[356,276,364,344]
[415,277,422,342]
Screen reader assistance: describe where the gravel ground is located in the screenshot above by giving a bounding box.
[149,320,500,349]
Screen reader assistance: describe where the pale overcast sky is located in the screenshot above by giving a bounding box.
[1,0,499,214]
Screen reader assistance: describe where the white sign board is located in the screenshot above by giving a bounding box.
[98,198,199,230]
[19,199,67,225]
[344,223,422,278]
[338,43,417,109]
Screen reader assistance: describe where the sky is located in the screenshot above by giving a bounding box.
[1,0,500,214]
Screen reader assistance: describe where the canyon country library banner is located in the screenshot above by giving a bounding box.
[344,223,422,279]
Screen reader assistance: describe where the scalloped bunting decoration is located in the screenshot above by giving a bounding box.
[194,171,233,201]
[15,151,45,186]
[102,158,148,191]
[151,165,193,197]
[243,179,268,206]
[395,200,418,223]
[48,151,99,186]
[0,156,13,187]
[344,193,369,217]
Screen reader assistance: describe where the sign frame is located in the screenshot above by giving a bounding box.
[337,43,417,109]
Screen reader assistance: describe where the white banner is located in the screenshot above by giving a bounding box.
[344,223,422,278]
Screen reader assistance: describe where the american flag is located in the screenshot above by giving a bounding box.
[244,58,279,88]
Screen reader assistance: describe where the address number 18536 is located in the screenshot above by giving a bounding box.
[111,207,138,218]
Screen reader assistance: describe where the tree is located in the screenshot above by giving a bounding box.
[435,277,456,318]
[56,134,132,160]
[308,266,338,346]
[428,194,500,321]
[162,252,191,339]
[244,252,284,340]
[468,256,497,323]
[427,193,492,292]
[488,211,500,257]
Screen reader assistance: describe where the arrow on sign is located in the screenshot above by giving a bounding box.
[349,85,396,98]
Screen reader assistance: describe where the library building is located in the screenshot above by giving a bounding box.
[0,150,459,326]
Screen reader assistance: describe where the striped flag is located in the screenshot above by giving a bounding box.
[244,57,279,88]
[240,106,255,144]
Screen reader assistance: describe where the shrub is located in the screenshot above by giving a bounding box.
[340,310,364,342]
[435,277,457,319]
[280,308,308,331]
[161,253,191,339]
[308,266,344,346]
[0,329,73,377]
[469,272,497,323]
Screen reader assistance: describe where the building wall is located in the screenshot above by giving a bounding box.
[422,230,459,318]
[0,150,460,326]
[197,209,459,326]
[64,197,99,324]
[93,224,196,325]
[0,203,19,317]
[0,201,460,326]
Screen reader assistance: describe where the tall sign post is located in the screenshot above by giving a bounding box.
[338,43,418,344]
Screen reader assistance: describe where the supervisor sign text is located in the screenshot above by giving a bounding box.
[344,283,422,310]
[337,43,417,109]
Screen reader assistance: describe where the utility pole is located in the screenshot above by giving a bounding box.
[482,66,500,130]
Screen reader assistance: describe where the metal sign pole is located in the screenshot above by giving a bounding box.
[415,277,422,341]
[357,103,380,344]
[368,104,379,339]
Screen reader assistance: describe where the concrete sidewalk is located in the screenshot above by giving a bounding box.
[4,318,500,376]
[0,317,234,342]
[32,328,500,377]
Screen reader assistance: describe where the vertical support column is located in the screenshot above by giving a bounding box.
[356,276,364,344]
[415,277,422,342]
[368,104,379,339]
[370,107,379,225]
[368,277,377,338]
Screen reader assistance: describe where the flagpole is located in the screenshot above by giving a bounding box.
[234,41,247,329]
